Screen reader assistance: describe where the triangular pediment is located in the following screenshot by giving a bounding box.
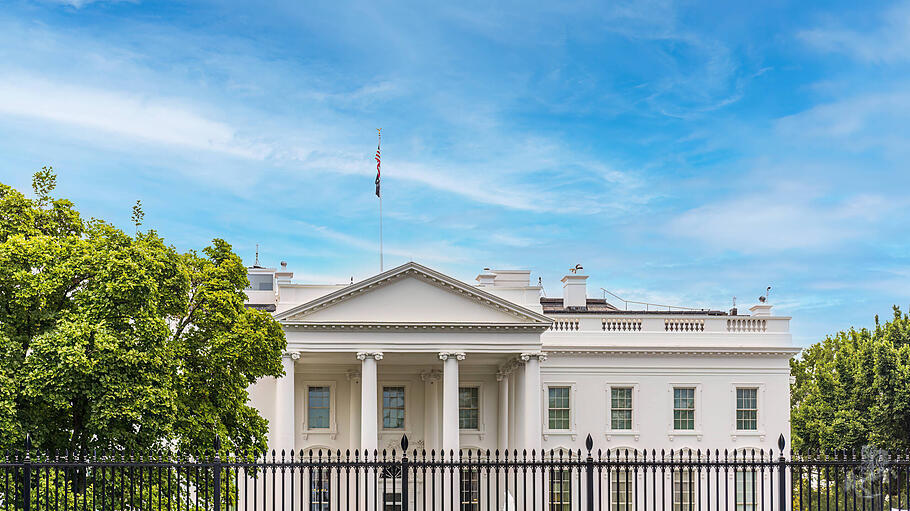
[275,262,551,326]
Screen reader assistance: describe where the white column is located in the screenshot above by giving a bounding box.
[520,352,547,451]
[347,370,361,451]
[497,371,509,450]
[357,351,383,453]
[512,362,524,449]
[439,351,464,456]
[274,352,299,450]
[421,370,442,451]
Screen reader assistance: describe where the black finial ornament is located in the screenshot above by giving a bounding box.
[400,434,409,451]
[585,434,594,453]
[778,434,785,451]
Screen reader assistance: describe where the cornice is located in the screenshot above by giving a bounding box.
[274,262,552,325]
[544,346,802,357]
[283,322,550,332]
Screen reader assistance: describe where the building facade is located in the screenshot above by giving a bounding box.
[245,261,798,463]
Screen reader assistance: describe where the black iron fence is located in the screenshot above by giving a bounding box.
[1,434,908,511]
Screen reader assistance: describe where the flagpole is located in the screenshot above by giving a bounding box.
[376,128,384,272]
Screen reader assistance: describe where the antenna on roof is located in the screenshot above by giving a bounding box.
[253,244,261,268]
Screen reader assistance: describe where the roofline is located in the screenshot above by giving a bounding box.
[274,261,553,324]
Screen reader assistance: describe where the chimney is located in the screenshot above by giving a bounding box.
[561,274,588,308]
[476,268,496,287]
[275,261,294,285]
[749,303,772,316]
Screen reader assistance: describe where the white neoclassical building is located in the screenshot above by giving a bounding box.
[245,261,798,458]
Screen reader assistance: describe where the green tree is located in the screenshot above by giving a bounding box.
[0,167,286,457]
[790,306,910,452]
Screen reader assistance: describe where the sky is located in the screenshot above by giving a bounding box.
[1,0,909,346]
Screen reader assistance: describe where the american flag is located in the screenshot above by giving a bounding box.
[375,129,381,197]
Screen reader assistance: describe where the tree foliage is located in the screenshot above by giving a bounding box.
[790,306,910,452]
[0,168,286,456]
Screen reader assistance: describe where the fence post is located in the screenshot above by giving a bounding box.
[777,434,786,511]
[586,434,595,511]
[23,434,31,511]
[400,435,409,511]
[213,434,222,511]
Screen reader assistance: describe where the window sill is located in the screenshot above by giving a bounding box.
[460,429,486,440]
[605,431,640,442]
[667,430,702,442]
[301,428,337,441]
[730,431,766,443]
[543,430,577,442]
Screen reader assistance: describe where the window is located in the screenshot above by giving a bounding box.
[307,386,331,429]
[736,388,758,431]
[673,388,695,430]
[383,387,406,429]
[459,387,480,430]
[611,469,632,511]
[610,387,633,430]
[246,274,273,291]
[548,387,571,430]
[460,469,479,511]
[549,469,571,511]
[735,470,756,511]
[310,470,330,511]
[380,467,402,511]
[383,490,402,511]
[672,469,695,511]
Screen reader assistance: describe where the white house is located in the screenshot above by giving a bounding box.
[244,260,799,462]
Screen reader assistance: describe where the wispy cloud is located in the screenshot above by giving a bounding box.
[0,75,269,158]
[798,2,910,63]
[667,185,897,253]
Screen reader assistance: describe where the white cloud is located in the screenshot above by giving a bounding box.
[776,91,910,154]
[798,2,910,63]
[0,75,270,159]
[667,188,896,253]
[291,220,480,265]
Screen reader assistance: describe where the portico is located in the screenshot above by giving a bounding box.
[264,263,552,454]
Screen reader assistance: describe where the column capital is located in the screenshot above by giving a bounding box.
[420,369,443,382]
[346,369,361,383]
[282,351,301,361]
[519,351,548,362]
[496,371,509,382]
[356,351,384,361]
[438,351,466,361]
[497,357,521,377]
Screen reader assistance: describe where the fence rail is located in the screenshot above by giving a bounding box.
[1,434,908,511]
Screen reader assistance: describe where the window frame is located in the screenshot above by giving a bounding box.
[380,383,410,433]
[542,382,577,436]
[730,384,765,437]
[548,467,572,511]
[309,468,331,511]
[606,383,640,437]
[246,273,274,291]
[735,468,758,511]
[610,467,634,511]
[459,466,480,511]
[458,384,483,432]
[671,462,696,511]
[667,384,702,438]
[301,381,337,439]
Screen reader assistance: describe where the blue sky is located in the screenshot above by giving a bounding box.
[1,0,909,345]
